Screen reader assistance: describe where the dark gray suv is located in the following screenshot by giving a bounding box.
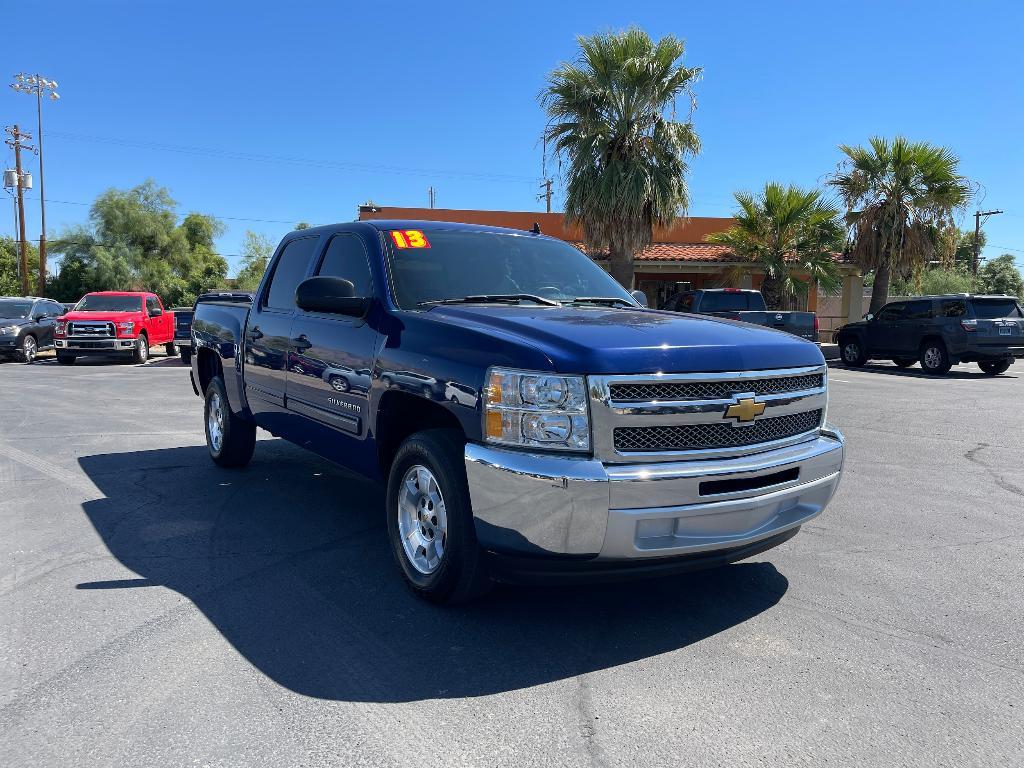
[835,294,1024,375]
[0,296,66,363]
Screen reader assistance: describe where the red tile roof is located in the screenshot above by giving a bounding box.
[574,242,850,264]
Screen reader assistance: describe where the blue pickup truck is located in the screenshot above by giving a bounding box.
[190,221,845,602]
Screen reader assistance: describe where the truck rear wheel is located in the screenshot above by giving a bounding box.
[180,349,192,366]
[205,376,256,468]
[165,342,178,357]
[386,429,490,603]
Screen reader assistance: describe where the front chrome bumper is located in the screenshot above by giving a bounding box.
[465,428,844,561]
[56,337,137,352]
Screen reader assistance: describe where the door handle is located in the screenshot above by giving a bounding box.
[293,334,312,351]
[247,326,263,341]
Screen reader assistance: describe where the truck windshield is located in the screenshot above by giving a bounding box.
[0,299,32,318]
[385,230,635,309]
[75,295,143,312]
[971,299,1022,319]
[701,292,762,312]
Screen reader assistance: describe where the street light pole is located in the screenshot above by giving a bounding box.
[11,73,59,295]
[972,209,1003,276]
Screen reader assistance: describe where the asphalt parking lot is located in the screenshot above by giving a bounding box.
[1,356,1022,767]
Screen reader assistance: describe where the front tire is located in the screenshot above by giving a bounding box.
[204,376,256,468]
[386,429,490,604]
[920,340,951,375]
[132,336,149,364]
[18,334,37,364]
[978,360,1011,376]
[840,336,867,366]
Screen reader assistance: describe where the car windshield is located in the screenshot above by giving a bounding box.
[0,299,32,318]
[700,292,757,312]
[971,299,1022,319]
[385,230,635,309]
[75,295,143,312]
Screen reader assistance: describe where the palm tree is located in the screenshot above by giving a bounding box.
[706,183,844,309]
[540,28,701,288]
[830,137,972,314]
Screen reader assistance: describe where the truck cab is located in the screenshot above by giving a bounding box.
[191,221,845,602]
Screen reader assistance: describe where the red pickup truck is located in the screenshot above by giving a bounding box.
[54,291,176,365]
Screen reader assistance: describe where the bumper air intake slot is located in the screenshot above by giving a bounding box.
[699,467,799,497]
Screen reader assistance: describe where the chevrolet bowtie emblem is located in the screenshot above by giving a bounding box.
[725,397,766,423]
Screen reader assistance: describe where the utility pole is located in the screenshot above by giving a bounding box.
[11,74,60,295]
[973,209,1003,276]
[539,179,553,213]
[4,125,33,295]
[428,186,436,209]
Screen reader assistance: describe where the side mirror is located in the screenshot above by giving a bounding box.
[151,307,163,317]
[862,313,874,321]
[296,276,369,317]
[630,289,649,308]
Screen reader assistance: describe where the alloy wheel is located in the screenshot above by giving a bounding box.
[397,464,448,574]
[207,392,225,453]
[21,336,36,363]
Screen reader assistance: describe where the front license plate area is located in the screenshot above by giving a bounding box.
[999,326,1011,336]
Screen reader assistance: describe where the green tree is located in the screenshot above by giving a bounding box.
[706,183,844,309]
[978,254,1024,298]
[540,28,701,288]
[0,237,39,296]
[48,181,228,305]
[235,231,275,291]
[891,265,976,296]
[294,221,311,230]
[830,137,972,314]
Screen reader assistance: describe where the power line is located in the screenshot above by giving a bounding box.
[46,130,541,184]
[18,194,300,226]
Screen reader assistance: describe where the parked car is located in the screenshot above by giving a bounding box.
[0,296,65,363]
[54,291,176,365]
[189,221,844,603]
[834,294,1024,375]
[664,288,819,341]
[170,307,195,366]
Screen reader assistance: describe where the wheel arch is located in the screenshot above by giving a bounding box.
[375,390,465,478]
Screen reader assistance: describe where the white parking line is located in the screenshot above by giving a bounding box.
[0,441,101,497]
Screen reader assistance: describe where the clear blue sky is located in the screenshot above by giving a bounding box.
[4,0,1023,277]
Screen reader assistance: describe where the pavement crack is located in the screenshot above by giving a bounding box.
[575,676,609,768]
[965,443,1024,498]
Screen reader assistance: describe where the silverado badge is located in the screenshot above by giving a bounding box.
[725,397,766,423]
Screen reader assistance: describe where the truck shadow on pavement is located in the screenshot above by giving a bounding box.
[77,440,789,703]
[829,361,1018,380]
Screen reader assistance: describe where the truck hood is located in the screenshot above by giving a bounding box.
[424,305,823,374]
[61,311,145,322]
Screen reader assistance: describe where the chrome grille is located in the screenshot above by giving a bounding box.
[589,366,828,462]
[68,321,115,338]
[610,373,823,401]
[614,410,823,453]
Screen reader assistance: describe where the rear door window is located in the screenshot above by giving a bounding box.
[264,237,318,311]
[970,299,1022,319]
[700,292,750,312]
[903,300,933,320]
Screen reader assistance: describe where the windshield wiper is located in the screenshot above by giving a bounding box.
[565,296,636,307]
[418,294,560,307]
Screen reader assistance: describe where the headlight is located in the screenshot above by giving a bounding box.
[117,321,134,333]
[0,325,18,335]
[54,321,66,335]
[483,368,590,451]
